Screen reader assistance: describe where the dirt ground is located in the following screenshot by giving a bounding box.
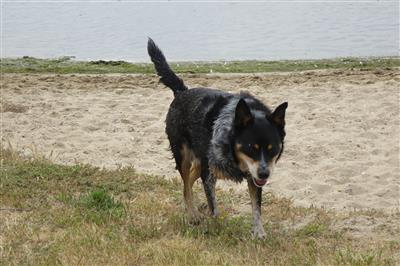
[2,69,399,211]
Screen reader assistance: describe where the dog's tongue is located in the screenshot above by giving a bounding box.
[255,178,268,186]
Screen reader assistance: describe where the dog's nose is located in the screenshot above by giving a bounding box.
[258,168,270,179]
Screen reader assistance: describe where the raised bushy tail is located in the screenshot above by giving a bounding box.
[147,38,188,95]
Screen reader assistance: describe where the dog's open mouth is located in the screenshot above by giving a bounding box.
[253,178,269,187]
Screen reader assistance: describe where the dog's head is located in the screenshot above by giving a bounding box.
[233,99,287,187]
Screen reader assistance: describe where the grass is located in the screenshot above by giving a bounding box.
[58,188,126,225]
[1,56,399,74]
[1,149,399,265]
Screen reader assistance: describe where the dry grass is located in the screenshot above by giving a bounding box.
[0,148,399,265]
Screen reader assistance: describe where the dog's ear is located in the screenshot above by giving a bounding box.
[235,99,253,128]
[268,102,288,129]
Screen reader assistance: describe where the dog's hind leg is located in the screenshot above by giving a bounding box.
[200,163,219,217]
[247,178,266,238]
[180,144,202,224]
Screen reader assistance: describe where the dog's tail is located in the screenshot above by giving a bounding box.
[147,38,188,95]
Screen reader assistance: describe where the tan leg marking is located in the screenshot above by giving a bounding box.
[180,144,201,224]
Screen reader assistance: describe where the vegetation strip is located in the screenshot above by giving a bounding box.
[1,56,399,74]
[1,149,399,265]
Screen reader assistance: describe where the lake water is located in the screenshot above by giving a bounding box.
[3,1,399,62]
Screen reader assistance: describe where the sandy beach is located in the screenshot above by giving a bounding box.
[2,69,399,211]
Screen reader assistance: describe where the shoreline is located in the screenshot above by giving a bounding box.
[1,56,400,74]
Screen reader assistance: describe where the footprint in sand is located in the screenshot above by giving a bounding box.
[312,183,332,194]
[343,184,367,196]
[83,125,101,132]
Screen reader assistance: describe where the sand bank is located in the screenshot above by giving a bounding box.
[2,69,399,211]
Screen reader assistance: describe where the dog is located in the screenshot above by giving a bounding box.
[147,38,287,238]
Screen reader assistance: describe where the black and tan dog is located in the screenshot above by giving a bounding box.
[147,38,287,238]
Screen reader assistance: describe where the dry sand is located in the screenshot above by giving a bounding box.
[2,69,399,211]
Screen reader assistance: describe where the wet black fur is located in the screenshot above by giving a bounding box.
[147,38,287,216]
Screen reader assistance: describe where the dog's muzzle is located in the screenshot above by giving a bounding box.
[253,177,269,187]
[246,173,270,188]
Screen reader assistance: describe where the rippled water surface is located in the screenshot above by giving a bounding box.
[3,2,399,61]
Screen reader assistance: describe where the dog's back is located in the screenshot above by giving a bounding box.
[167,88,232,170]
[148,38,231,171]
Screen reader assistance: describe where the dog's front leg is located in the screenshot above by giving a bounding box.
[202,171,219,217]
[247,178,266,238]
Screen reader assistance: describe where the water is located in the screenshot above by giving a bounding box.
[3,1,399,62]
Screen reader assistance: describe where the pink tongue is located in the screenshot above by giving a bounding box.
[255,178,267,186]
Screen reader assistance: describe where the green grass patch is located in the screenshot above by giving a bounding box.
[1,148,399,265]
[79,189,123,212]
[70,189,126,224]
[1,56,399,74]
[296,222,327,237]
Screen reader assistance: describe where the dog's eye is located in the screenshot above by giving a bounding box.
[267,144,272,151]
[247,143,259,151]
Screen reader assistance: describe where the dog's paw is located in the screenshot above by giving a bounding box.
[251,226,266,239]
[188,210,203,225]
[198,203,219,218]
[198,203,208,212]
[211,208,219,218]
